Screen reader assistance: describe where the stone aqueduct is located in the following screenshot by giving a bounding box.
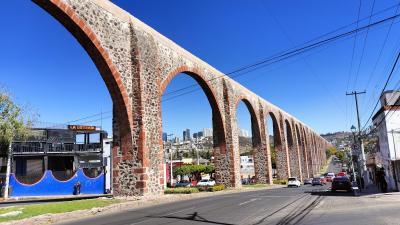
[34,0,331,196]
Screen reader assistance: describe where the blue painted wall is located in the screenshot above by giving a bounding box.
[9,169,104,197]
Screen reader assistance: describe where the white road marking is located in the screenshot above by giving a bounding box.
[249,195,295,198]
[238,198,261,206]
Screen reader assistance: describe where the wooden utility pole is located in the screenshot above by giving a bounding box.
[346,90,368,186]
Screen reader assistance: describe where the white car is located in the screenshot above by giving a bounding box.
[197,179,216,186]
[287,177,301,187]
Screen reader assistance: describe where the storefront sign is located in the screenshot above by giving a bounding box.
[68,125,96,131]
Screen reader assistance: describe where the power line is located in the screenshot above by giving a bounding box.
[346,0,362,94]
[345,0,362,133]
[164,3,400,97]
[369,79,400,131]
[360,2,400,120]
[164,13,400,103]
[352,0,376,91]
[361,50,400,132]
[262,3,346,117]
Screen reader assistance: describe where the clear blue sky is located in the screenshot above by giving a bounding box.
[2,0,400,139]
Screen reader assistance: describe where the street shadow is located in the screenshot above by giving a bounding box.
[147,211,236,225]
[305,190,356,197]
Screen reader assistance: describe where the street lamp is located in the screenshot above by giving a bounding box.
[351,125,356,134]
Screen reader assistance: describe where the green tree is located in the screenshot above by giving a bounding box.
[0,90,34,198]
[270,145,276,168]
[174,164,215,181]
[335,150,345,161]
[325,146,337,159]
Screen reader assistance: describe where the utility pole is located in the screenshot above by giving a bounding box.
[346,90,369,186]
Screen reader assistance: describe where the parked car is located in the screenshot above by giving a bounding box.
[303,178,313,185]
[241,178,250,185]
[312,177,326,186]
[325,172,335,182]
[331,176,352,192]
[174,180,192,187]
[197,179,216,186]
[287,177,301,187]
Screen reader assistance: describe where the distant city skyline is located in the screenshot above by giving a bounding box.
[164,127,251,140]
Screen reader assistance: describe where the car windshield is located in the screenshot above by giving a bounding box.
[288,178,296,181]
[179,180,189,183]
[200,179,208,182]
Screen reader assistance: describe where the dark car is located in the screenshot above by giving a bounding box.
[312,177,326,186]
[304,178,313,185]
[174,180,192,187]
[331,176,352,192]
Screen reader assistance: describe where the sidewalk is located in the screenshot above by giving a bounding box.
[0,194,112,207]
[358,183,400,197]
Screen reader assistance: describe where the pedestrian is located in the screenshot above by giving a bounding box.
[74,181,81,195]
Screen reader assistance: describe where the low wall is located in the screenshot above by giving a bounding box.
[9,169,104,197]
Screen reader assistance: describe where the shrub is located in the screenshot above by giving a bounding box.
[207,184,225,192]
[273,179,287,185]
[196,184,225,192]
[197,186,208,192]
[164,187,199,194]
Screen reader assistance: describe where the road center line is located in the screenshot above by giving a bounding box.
[238,198,261,206]
[249,195,295,198]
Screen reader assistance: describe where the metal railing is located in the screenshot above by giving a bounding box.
[12,142,102,154]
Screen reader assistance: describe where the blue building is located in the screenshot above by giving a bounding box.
[1,125,108,197]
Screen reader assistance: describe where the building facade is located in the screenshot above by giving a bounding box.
[373,90,400,191]
[1,126,111,197]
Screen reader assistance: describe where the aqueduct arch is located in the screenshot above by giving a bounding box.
[284,119,301,178]
[34,0,331,195]
[233,97,267,183]
[160,68,234,186]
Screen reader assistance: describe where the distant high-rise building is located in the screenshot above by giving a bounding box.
[193,133,198,139]
[203,128,213,137]
[162,132,168,142]
[198,131,204,138]
[183,128,191,141]
[186,129,191,140]
[173,137,180,143]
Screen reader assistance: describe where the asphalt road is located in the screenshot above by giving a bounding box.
[6,159,400,224]
[58,185,328,225]
[57,158,345,225]
[58,161,359,225]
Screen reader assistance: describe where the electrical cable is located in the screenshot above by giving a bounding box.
[164,3,400,97]
[361,50,400,132]
[352,0,376,91]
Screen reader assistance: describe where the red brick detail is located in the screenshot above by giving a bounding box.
[133,168,147,173]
